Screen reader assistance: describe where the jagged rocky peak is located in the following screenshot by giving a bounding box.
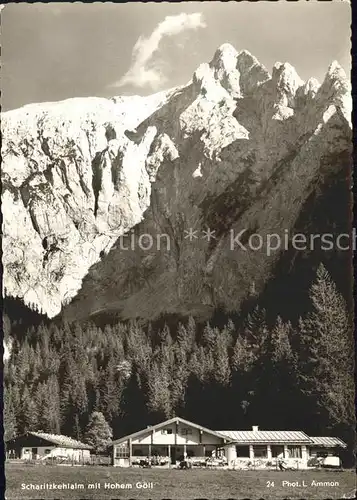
[326,60,349,82]
[210,43,238,72]
[294,77,321,110]
[265,62,305,116]
[317,61,351,126]
[236,48,264,71]
[272,62,304,97]
[300,77,321,97]
[320,60,351,98]
[208,43,241,97]
[235,49,271,94]
[193,45,271,98]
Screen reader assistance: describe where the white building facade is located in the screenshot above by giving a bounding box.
[111,417,346,469]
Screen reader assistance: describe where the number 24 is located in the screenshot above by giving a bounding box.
[266,481,275,488]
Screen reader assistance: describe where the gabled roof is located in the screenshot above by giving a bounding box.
[30,432,92,449]
[216,430,312,444]
[309,437,347,448]
[24,432,92,449]
[111,418,347,448]
[111,416,229,445]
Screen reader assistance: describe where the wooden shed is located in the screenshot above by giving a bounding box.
[6,431,92,462]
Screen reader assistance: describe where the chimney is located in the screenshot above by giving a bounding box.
[252,425,259,432]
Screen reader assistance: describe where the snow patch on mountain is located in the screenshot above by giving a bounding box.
[192,163,203,178]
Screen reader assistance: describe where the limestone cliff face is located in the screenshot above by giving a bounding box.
[2,91,177,316]
[2,44,352,319]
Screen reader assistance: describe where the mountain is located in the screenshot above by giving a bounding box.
[2,44,352,322]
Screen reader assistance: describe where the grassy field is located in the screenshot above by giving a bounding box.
[5,463,356,500]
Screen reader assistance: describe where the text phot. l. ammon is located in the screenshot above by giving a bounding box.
[2,2,355,499]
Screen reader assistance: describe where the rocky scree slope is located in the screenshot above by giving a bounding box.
[2,44,352,320]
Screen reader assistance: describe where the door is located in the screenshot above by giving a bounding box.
[31,448,38,460]
[171,447,176,464]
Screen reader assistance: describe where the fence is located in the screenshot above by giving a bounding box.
[6,455,111,466]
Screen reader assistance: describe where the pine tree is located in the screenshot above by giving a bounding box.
[244,306,269,352]
[188,345,207,382]
[176,323,188,353]
[17,386,38,433]
[231,334,256,373]
[4,385,17,441]
[212,328,231,386]
[201,322,216,349]
[84,411,113,454]
[59,347,88,436]
[74,414,82,441]
[99,358,125,422]
[261,317,299,428]
[171,332,189,412]
[229,333,255,425]
[36,377,61,433]
[120,362,148,434]
[176,317,196,356]
[147,360,173,419]
[298,264,354,429]
[270,316,293,364]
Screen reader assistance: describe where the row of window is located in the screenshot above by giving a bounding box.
[115,444,217,459]
[115,444,303,460]
[236,445,302,458]
[23,448,52,455]
[116,445,130,458]
[115,440,302,460]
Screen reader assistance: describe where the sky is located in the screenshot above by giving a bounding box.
[1,1,351,111]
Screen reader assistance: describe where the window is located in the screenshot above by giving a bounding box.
[181,428,192,436]
[287,446,302,458]
[205,446,215,457]
[236,446,249,457]
[115,444,129,459]
[44,449,51,455]
[161,428,173,435]
[253,445,267,458]
[271,445,284,458]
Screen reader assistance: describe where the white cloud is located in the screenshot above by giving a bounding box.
[112,12,206,90]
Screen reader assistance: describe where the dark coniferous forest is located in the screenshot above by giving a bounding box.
[3,264,354,464]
